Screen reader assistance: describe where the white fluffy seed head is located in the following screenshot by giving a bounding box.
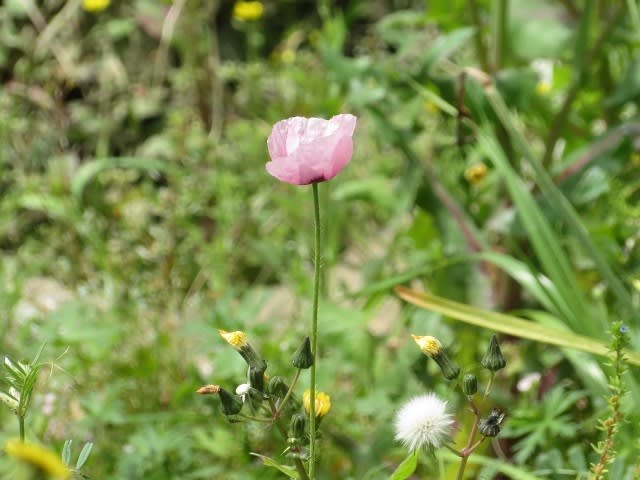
[394,393,454,452]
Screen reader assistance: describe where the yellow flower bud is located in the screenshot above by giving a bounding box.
[218,329,248,349]
[232,1,264,21]
[464,163,488,185]
[412,335,442,356]
[82,0,110,12]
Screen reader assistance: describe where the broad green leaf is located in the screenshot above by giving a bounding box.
[389,450,419,480]
[395,286,640,366]
[250,453,299,479]
[71,157,168,202]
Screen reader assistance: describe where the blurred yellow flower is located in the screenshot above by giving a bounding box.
[303,390,331,417]
[82,0,110,12]
[464,163,488,185]
[5,439,71,479]
[423,101,439,113]
[411,335,442,356]
[233,1,264,21]
[218,329,248,349]
[535,82,551,95]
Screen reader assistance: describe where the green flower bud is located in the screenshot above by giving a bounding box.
[291,336,314,369]
[289,413,306,440]
[481,334,506,372]
[218,387,244,416]
[462,373,478,396]
[479,407,505,437]
[267,376,289,399]
[249,365,266,393]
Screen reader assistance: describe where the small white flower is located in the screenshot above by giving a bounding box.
[236,383,251,402]
[394,393,454,451]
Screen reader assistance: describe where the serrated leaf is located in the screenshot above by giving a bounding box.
[389,450,418,480]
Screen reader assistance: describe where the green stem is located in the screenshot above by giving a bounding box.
[456,398,482,480]
[468,0,489,72]
[275,368,302,418]
[492,0,508,72]
[309,183,321,479]
[267,398,310,480]
[19,415,24,442]
[484,372,495,398]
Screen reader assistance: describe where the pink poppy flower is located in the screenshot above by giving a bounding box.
[266,114,357,185]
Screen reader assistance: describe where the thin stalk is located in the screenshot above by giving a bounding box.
[19,415,24,442]
[267,398,310,480]
[275,368,302,418]
[309,183,322,479]
[484,372,495,398]
[492,0,508,72]
[456,398,482,480]
[468,0,490,72]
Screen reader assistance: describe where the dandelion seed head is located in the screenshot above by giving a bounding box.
[394,393,454,452]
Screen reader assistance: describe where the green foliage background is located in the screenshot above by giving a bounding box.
[1,0,640,478]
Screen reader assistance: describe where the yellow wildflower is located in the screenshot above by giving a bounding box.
[464,163,488,185]
[232,1,264,21]
[535,82,551,95]
[5,439,71,479]
[218,329,248,349]
[303,390,331,417]
[411,335,442,356]
[82,0,110,12]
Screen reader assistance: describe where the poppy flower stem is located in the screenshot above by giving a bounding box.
[308,182,321,479]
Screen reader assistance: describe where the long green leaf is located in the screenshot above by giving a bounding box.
[477,130,598,335]
[71,157,169,201]
[395,286,640,366]
[484,88,634,314]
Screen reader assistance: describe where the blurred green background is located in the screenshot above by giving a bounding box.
[1,0,640,478]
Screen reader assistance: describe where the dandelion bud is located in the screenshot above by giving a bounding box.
[479,407,505,437]
[267,376,289,399]
[412,335,460,380]
[218,329,267,371]
[303,390,331,418]
[481,334,506,372]
[289,413,306,440]
[196,385,221,395]
[462,374,478,396]
[218,387,244,416]
[249,365,267,393]
[291,336,314,369]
